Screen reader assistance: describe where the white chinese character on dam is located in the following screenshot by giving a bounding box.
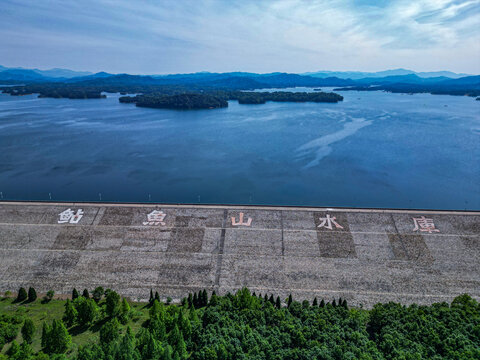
[143,210,166,226]
[231,212,252,226]
[412,216,439,233]
[58,208,84,224]
[317,214,344,230]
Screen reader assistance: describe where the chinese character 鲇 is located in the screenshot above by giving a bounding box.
[58,208,84,224]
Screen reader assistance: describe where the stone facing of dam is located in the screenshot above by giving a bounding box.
[0,202,478,307]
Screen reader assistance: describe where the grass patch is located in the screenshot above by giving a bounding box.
[0,295,150,357]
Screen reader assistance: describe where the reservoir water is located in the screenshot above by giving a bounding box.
[0,88,479,210]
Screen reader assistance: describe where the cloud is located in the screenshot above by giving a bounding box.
[0,0,478,73]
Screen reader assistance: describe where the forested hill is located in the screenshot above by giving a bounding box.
[0,288,479,359]
[334,75,480,97]
[1,69,479,100]
[0,71,353,89]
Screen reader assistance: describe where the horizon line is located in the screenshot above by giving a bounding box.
[0,65,475,77]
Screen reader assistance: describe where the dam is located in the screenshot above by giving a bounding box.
[0,202,478,307]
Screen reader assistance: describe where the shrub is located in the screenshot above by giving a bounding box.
[27,287,37,302]
[16,288,27,302]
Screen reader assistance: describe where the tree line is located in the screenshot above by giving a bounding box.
[1,82,344,108]
[0,287,478,359]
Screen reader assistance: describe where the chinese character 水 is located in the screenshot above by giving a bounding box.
[317,214,344,230]
[143,210,166,226]
[58,208,84,224]
[412,216,439,233]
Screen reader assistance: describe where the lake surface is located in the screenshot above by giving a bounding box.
[0,88,479,210]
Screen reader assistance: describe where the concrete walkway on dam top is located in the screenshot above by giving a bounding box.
[0,201,478,308]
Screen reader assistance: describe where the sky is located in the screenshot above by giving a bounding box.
[1,0,479,74]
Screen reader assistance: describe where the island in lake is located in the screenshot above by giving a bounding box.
[119,91,343,109]
[0,70,478,110]
[127,93,228,110]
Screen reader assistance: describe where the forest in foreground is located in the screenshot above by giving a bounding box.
[0,288,479,360]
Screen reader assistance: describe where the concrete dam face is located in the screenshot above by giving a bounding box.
[0,202,478,307]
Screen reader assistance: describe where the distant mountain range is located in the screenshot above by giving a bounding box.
[0,66,92,81]
[0,66,478,97]
[0,66,473,83]
[303,68,471,79]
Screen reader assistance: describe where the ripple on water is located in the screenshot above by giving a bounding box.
[296,116,373,168]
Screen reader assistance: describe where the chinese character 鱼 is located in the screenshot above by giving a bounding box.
[143,210,166,226]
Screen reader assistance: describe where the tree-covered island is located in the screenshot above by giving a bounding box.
[120,93,228,110]
[119,91,343,109]
[235,91,343,104]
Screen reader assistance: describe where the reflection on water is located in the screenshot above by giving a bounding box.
[0,89,478,210]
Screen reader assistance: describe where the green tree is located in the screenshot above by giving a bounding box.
[209,292,218,307]
[44,290,54,303]
[17,342,33,360]
[72,288,79,300]
[75,297,98,326]
[141,332,163,359]
[168,325,186,358]
[33,352,50,360]
[105,290,120,317]
[21,318,35,344]
[313,297,318,307]
[148,313,166,342]
[42,319,71,354]
[163,345,174,360]
[99,318,120,344]
[149,289,154,306]
[275,296,281,309]
[41,322,50,348]
[116,327,140,360]
[63,299,78,327]
[92,287,104,303]
[82,289,90,299]
[27,287,37,302]
[6,340,20,358]
[77,344,104,360]
[119,298,131,324]
[16,287,27,302]
[149,299,161,318]
[269,294,274,304]
[176,311,191,341]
